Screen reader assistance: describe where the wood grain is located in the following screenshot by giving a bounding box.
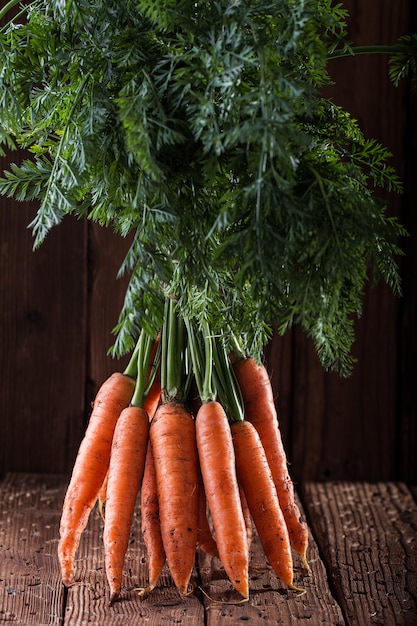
[263,330,295,459]
[0,473,66,625]
[62,472,204,625]
[85,223,133,403]
[0,194,87,475]
[198,503,346,625]
[1,474,416,625]
[300,481,417,626]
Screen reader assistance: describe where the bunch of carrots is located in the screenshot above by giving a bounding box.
[58,298,310,604]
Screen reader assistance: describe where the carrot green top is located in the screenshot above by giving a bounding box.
[0,0,413,376]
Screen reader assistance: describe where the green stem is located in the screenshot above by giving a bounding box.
[213,336,244,422]
[201,320,215,402]
[123,340,141,379]
[184,318,204,400]
[0,0,23,23]
[328,44,398,61]
[0,4,31,33]
[229,332,246,362]
[131,330,154,408]
[144,338,161,397]
[160,298,169,400]
[166,297,178,398]
[185,318,216,404]
[161,297,187,404]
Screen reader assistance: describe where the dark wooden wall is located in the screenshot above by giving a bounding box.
[1,0,416,482]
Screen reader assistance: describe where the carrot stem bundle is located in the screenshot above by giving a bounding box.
[58,304,310,602]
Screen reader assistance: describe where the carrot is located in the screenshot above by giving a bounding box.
[103,405,149,603]
[58,372,135,587]
[233,357,309,568]
[149,400,199,595]
[143,332,162,418]
[138,440,166,598]
[94,336,160,528]
[148,331,161,372]
[98,386,161,522]
[196,468,219,558]
[231,420,302,592]
[97,396,160,530]
[143,364,161,419]
[98,469,109,522]
[238,481,253,556]
[196,400,249,599]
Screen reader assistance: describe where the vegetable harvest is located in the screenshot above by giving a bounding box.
[1,0,415,605]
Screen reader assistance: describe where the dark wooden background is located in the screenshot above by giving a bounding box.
[1,1,416,483]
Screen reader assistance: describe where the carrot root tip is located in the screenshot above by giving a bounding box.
[98,500,106,522]
[136,585,156,599]
[179,582,195,597]
[288,582,306,595]
[198,586,249,604]
[109,592,120,605]
[300,553,312,574]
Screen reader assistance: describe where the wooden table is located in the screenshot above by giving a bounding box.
[0,473,416,625]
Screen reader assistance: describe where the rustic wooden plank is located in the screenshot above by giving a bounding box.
[263,331,295,458]
[85,223,133,404]
[0,473,205,625]
[300,481,417,626]
[288,0,411,482]
[0,182,88,475]
[63,475,205,625]
[3,475,417,624]
[198,497,346,625]
[0,473,66,625]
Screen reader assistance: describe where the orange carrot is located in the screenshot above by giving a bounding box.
[94,336,160,526]
[98,469,109,522]
[103,405,149,603]
[196,401,249,599]
[147,331,161,371]
[58,372,135,587]
[143,332,161,415]
[139,440,166,598]
[143,365,161,419]
[149,401,199,595]
[196,468,219,558]
[231,420,302,592]
[238,481,253,556]
[233,357,309,568]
